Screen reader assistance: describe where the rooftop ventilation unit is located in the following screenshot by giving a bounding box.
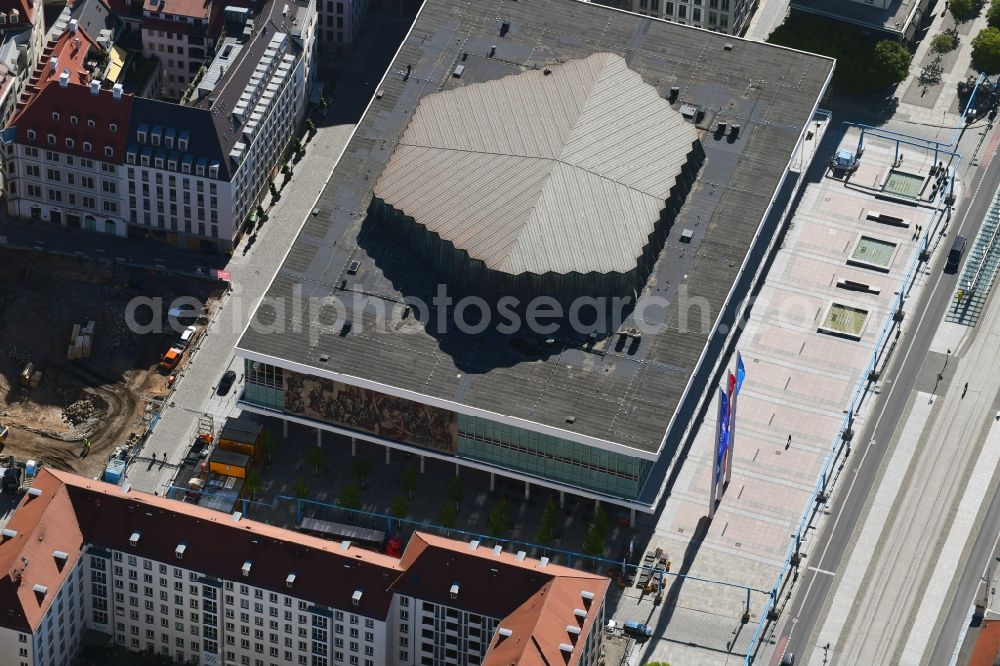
[559,643,574,653]
[566,625,581,636]
[32,584,47,596]
[129,531,140,546]
[573,608,587,619]
[52,551,68,562]
[498,627,512,638]
[581,591,595,601]
[27,488,41,498]
[669,86,680,101]
[730,124,741,139]
[500,20,510,36]
[453,65,465,78]
[90,79,100,96]
[112,83,123,100]
[1,529,16,539]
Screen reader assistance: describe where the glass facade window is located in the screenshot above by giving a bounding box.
[243,361,650,499]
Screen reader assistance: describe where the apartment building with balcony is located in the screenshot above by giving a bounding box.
[0,468,609,666]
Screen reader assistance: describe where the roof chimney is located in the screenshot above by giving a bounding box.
[58,70,69,87]
[112,83,123,100]
[90,79,99,95]
[50,57,58,72]
[69,18,78,33]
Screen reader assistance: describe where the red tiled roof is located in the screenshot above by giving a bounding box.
[0,0,36,27]
[395,533,609,666]
[0,471,85,633]
[142,0,210,19]
[8,27,133,161]
[970,619,1000,666]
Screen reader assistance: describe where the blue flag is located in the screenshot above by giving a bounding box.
[736,352,746,395]
[717,389,729,482]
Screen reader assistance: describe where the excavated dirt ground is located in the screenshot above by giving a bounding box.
[0,250,223,477]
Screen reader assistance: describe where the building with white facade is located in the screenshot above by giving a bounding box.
[0,468,609,666]
[630,0,755,34]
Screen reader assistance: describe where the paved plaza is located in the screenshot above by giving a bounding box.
[626,125,948,665]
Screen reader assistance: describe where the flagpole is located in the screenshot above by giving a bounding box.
[710,401,719,520]
[725,386,736,487]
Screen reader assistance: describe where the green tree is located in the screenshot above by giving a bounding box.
[291,477,309,499]
[352,458,372,489]
[305,119,316,135]
[931,31,959,54]
[582,504,610,559]
[642,662,672,666]
[487,498,510,538]
[258,428,276,464]
[305,446,325,476]
[873,40,912,87]
[951,0,977,22]
[244,467,261,501]
[438,503,457,529]
[973,27,1000,73]
[989,0,1000,27]
[339,482,361,510]
[402,466,417,500]
[535,496,559,547]
[447,475,463,511]
[389,495,408,518]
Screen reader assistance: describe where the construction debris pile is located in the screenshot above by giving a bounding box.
[62,393,109,427]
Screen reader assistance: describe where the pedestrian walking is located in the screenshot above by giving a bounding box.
[786,435,792,449]
[963,382,968,398]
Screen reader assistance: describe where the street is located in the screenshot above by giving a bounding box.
[773,121,1000,664]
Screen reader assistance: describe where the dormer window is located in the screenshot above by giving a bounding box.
[65,138,74,149]
[178,135,188,151]
[109,123,117,133]
[87,119,95,128]
[70,115,78,125]
[151,133,160,146]
[140,155,149,166]
[104,146,113,157]
[51,112,59,121]
[209,164,218,178]
[46,134,55,145]
[167,160,176,170]
[126,151,135,165]
[137,130,146,143]
[181,162,190,174]
[154,157,163,168]
[26,129,35,140]
[83,141,92,152]
[196,164,204,176]
[0,15,7,24]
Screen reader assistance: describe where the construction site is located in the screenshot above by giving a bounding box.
[0,250,224,477]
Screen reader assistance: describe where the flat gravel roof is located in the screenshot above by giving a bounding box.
[237,0,833,456]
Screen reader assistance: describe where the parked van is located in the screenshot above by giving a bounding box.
[946,235,967,273]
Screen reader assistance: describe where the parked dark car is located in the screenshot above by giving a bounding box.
[217,370,237,396]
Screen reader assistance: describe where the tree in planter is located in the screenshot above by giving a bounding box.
[291,477,309,499]
[535,496,559,547]
[244,467,261,501]
[402,466,417,500]
[339,482,361,510]
[447,475,463,512]
[973,27,1000,73]
[389,495,408,518]
[582,504,610,560]
[305,119,316,135]
[352,458,372,489]
[951,0,978,22]
[487,498,510,538]
[258,428,276,464]
[931,30,959,54]
[439,503,457,529]
[292,138,303,155]
[305,446,325,476]
[269,182,279,197]
[281,163,292,182]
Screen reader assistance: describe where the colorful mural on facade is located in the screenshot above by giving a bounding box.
[283,371,458,454]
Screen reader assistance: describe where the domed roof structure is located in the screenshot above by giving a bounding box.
[372,52,702,296]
